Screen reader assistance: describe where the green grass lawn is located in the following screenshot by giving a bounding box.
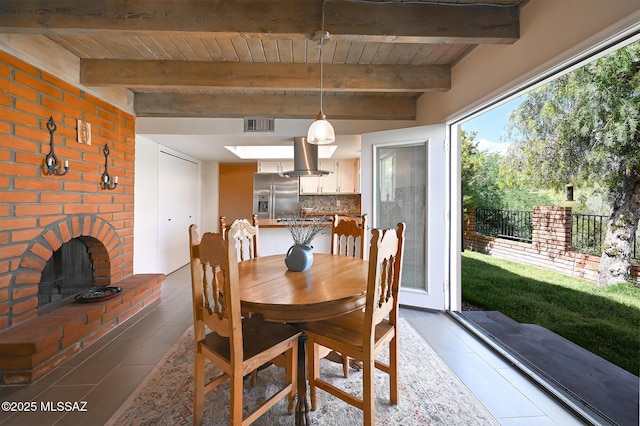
[461,250,640,376]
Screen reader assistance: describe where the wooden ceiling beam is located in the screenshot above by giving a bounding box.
[134,93,417,120]
[81,59,451,92]
[0,0,519,44]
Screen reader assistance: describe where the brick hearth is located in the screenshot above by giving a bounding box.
[0,273,164,384]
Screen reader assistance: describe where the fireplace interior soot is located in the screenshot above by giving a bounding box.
[38,238,96,313]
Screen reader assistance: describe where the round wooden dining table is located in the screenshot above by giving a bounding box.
[237,253,369,425]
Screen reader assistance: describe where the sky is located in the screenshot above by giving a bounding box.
[460,96,524,155]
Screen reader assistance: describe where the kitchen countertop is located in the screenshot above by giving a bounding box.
[256,218,333,228]
[256,214,362,228]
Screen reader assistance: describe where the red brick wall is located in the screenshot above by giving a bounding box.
[0,51,135,330]
[465,207,640,285]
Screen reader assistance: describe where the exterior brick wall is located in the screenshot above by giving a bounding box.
[0,51,136,330]
[465,207,640,285]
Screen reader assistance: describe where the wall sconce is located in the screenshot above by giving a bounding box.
[43,116,69,176]
[101,144,118,190]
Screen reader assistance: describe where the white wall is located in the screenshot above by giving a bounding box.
[200,160,220,233]
[133,136,160,273]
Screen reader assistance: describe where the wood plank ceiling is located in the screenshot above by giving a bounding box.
[0,0,528,120]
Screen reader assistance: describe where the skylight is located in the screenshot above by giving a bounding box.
[224,145,337,159]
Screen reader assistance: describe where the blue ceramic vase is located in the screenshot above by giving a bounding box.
[285,244,314,272]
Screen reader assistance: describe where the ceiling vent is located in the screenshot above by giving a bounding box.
[244,117,275,132]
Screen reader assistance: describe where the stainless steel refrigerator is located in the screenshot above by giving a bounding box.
[253,173,299,219]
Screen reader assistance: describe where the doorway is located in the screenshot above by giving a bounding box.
[362,124,448,311]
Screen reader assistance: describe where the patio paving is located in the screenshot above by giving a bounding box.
[461,310,639,426]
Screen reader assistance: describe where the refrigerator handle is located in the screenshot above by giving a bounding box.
[269,184,275,219]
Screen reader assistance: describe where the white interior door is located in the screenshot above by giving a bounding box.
[362,125,448,311]
[158,150,198,274]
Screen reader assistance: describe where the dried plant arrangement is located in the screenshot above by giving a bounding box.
[284,214,328,246]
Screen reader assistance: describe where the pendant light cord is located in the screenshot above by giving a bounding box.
[319,0,326,115]
[320,42,324,115]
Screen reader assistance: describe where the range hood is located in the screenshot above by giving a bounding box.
[280,137,332,177]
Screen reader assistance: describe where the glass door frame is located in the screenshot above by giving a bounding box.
[374,141,427,294]
[362,124,449,311]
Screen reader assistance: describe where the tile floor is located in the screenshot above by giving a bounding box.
[0,265,587,426]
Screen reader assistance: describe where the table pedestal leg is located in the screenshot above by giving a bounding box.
[295,333,310,426]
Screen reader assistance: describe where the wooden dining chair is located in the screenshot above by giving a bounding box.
[189,224,300,425]
[220,215,259,261]
[327,213,368,377]
[302,222,406,426]
[331,214,368,259]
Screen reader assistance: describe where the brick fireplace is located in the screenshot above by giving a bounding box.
[0,51,164,383]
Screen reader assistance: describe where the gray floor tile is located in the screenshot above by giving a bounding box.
[499,416,561,426]
[122,324,190,366]
[440,351,545,419]
[54,337,140,386]
[495,367,585,426]
[55,364,154,426]
[405,316,475,355]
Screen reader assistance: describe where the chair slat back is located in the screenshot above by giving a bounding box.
[364,223,406,339]
[189,225,243,355]
[331,214,368,259]
[221,215,259,261]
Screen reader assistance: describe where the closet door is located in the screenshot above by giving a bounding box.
[158,150,198,274]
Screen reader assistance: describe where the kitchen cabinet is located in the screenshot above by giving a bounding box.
[337,159,359,193]
[299,161,334,194]
[257,161,294,173]
[299,173,321,194]
[300,159,359,194]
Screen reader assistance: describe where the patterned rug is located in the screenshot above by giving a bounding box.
[106,319,498,425]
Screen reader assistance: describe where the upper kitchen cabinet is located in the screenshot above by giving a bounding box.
[300,161,336,194]
[300,159,360,194]
[337,159,360,194]
[257,161,294,174]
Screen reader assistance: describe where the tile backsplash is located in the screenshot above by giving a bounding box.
[299,194,361,215]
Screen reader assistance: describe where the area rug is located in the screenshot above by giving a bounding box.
[106,319,498,425]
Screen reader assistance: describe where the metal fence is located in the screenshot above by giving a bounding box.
[571,214,607,256]
[474,209,533,243]
[572,213,639,260]
[473,209,638,260]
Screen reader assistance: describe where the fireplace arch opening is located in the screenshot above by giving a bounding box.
[38,237,97,313]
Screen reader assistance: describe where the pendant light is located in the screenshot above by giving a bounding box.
[307,2,335,145]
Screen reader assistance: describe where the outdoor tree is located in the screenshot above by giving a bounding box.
[461,130,483,215]
[507,41,640,286]
[462,130,555,212]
